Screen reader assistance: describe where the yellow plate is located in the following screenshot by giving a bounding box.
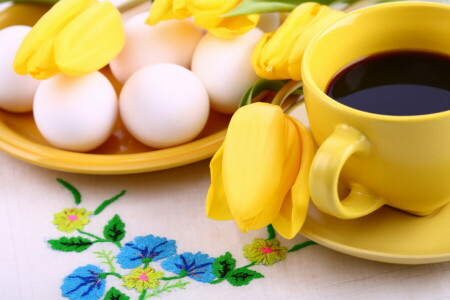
[0,4,231,174]
[283,104,450,265]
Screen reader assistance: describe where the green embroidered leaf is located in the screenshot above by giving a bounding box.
[48,236,93,252]
[227,268,264,286]
[103,287,130,300]
[103,214,126,243]
[94,190,126,215]
[239,79,285,108]
[56,178,81,205]
[213,252,236,279]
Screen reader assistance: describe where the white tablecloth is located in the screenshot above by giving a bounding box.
[0,146,449,300]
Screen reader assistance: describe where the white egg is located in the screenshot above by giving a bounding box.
[110,13,204,83]
[0,26,41,113]
[120,63,210,149]
[191,28,264,114]
[34,72,118,152]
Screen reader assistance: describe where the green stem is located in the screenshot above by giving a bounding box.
[266,224,276,240]
[241,261,257,269]
[117,0,148,13]
[284,96,305,115]
[0,0,59,4]
[271,80,303,106]
[99,272,122,279]
[93,250,116,273]
[77,230,121,248]
[77,229,102,240]
[138,290,147,300]
[288,240,317,253]
[209,277,226,284]
[93,190,126,215]
[56,178,81,205]
[161,270,188,281]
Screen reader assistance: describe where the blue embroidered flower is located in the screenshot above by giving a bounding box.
[161,252,216,283]
[61,264,106,300]
[117,235,176,269]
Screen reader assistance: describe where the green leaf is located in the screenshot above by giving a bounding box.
[94,190,126,215]
[213,252,237,279]
[103,214,126,243]
[227,268,264,286]
[56,178,81,205]
[48,236,93,252]
[103,287,130,300]
[239,79,285,107]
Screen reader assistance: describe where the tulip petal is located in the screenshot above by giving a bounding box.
[272,116,316,239]
[54,1,125,76]
[147,0,259,38]
[206,144,234,220]
[251,2,320,80]
[222,103,288,231]
[146,0,185,25]
[14,0,95,77]
[288,6,344,80]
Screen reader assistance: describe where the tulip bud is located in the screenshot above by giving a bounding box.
[14,0,125,80]
[252,3,344,80]
[206,103,315,239]
[147,0,260,38]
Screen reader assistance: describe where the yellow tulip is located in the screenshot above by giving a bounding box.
[14,0,125,80]
[147,0,260,38]
[206,102,315,239]
[252,3,344,80]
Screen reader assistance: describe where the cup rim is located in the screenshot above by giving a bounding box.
[301,1,450,123]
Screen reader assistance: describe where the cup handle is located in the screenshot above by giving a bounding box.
[309,124,386,219]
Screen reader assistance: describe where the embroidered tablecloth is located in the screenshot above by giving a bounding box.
[1,111,449,299]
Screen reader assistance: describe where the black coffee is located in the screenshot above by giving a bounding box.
[326,50,450,116]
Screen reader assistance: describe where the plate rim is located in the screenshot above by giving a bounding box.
[0,117,227,174]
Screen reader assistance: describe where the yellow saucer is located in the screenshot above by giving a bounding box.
[300,201,450,264]
[285,104,450,265]
[0,4,231,174]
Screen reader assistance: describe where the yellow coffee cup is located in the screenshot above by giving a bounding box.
[302,2,450,219]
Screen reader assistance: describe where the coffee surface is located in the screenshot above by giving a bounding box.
[326,50,450,116]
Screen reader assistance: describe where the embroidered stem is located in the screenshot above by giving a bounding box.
[93,190,127,215]
[144,281,190,299]
[241,261,257,269]
[143,260,151,268]
[138,289,147,300]
[77,229,102,240]
[56,178,81,205]
[77,230,121,248]
[266,224,276,240]
[93,250,116,272]
[209,277,227,284]
[161,270,188,281]
[288,240,317,252]
[99,272,122,279]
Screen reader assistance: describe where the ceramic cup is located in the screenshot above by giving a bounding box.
[302,2,450,219]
